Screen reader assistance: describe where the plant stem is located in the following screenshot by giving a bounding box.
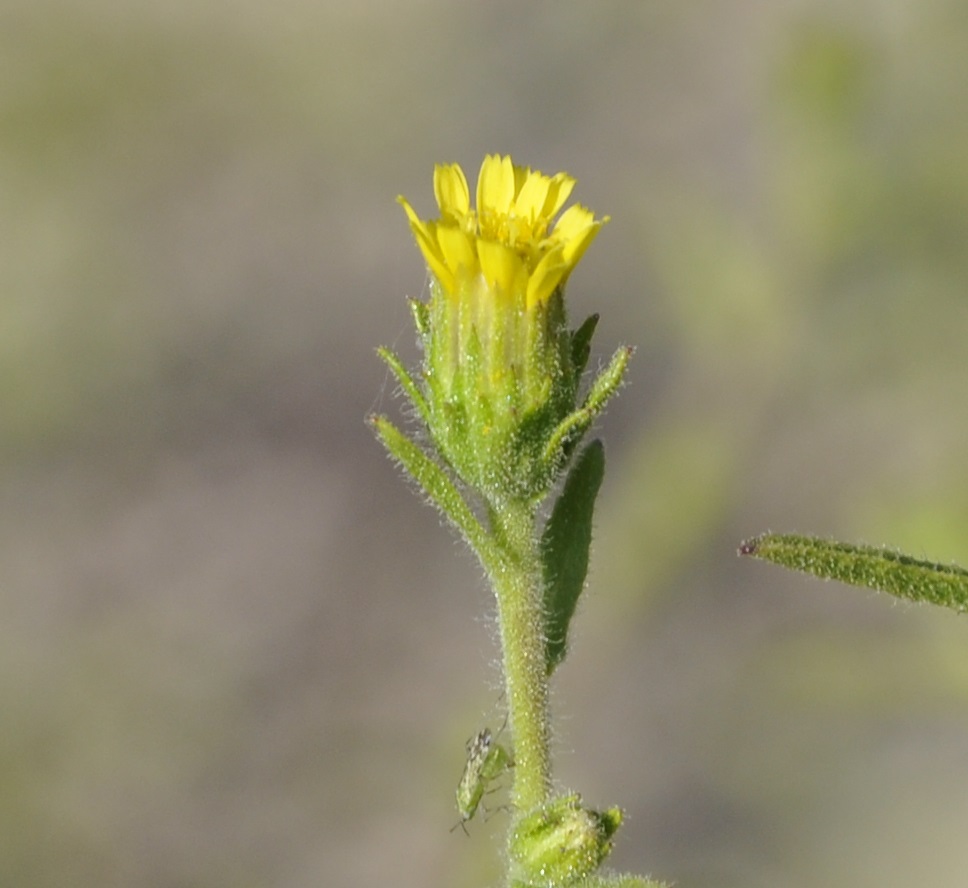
[487,499,552,813]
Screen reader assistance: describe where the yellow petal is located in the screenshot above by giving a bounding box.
[402,158,605,310]
[434,163,470,221]
[397,194,424,228]
[552,204,597,240]
[398,197,440,261]
[527,246,568,308]
[541,173,576,219]
[407,218,442,270]
[554,205,608,267]
[515,171,552,223]
[399,195,459,292]
[511,162,530,201]
[422,236,456,294]
[437,225,478,278]
[477,238,524,298]
[477,155,516,217]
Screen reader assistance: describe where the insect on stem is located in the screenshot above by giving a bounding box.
[451,725,513,835]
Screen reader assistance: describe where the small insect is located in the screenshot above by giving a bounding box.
[451,725,513,834]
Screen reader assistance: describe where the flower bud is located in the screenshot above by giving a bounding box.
[508,793,623,887]
[396,155,611,505]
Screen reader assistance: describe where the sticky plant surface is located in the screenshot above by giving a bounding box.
[371,156,663,888]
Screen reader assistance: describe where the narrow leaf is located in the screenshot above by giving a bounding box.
[573,876,669,888]
[740,533,968,613]
[570,313,600,379]
[541,440,606,674]
[376,347,431,428]
[541,346,632,472]
[369,415,489,557]
[408,297,430,339]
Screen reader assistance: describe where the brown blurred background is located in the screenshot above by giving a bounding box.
[4,1,968,886]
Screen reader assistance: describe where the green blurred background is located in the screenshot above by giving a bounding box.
[4,1,968,886]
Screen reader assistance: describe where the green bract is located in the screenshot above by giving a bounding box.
[508,793,623,888]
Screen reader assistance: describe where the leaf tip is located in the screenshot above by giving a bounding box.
[738,536,761,557]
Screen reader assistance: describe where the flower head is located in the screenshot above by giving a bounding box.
[383,155,625,506]
[398,155,607,310]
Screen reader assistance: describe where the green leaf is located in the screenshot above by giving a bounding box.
[572,875,669,888]
[368,415,489,559]
[376,346,431,429]
[541,440,606,674]
[570,313,600,379]
[740,533,968,613]
[511,871,667,888]
[408,296,430,339]
[541,345,632,473]
[512,875,667,888]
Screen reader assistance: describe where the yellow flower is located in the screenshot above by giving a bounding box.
[377,155,629,505]
[398,155,608,310]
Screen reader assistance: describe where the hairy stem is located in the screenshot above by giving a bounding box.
[488,499,552,812]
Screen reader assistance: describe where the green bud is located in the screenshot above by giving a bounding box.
[509,793,623,888]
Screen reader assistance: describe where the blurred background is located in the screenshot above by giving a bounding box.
[3,0,968,885]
